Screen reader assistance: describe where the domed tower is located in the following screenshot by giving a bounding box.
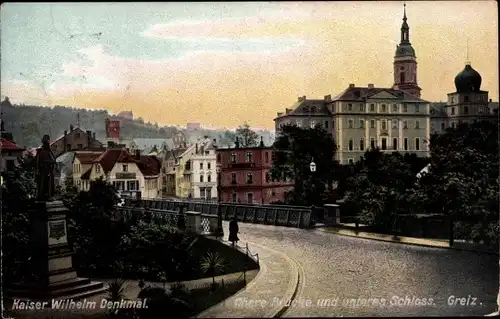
[392,3,422,98]
[446,61,492,127]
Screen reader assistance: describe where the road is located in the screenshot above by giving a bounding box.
[229,222,498,317]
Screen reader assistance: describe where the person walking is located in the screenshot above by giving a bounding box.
[228,216,239,247]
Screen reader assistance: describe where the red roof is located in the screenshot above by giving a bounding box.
[137,155,161,177]
[94,149,136,173]
[1,138,24,151]
[75,151,103,164]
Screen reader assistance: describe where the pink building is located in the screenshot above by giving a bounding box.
[217,143,293,204]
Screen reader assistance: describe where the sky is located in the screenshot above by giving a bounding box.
[1,1,498,129]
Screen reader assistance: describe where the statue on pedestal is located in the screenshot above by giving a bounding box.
[34,135,57,201]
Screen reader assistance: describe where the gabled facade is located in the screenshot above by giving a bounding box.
[190,138,218,199]
[50,125,103,158]
[72,151,105,191]
[156,146,185,197]
[174,144,197,198]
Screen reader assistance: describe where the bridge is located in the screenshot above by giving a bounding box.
[117,199,499,317]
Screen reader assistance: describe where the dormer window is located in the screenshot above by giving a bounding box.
[122,165,128,172]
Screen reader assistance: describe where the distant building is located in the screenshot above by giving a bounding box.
[156,147,185,197]
[187,123,201,130]
[190,138,217,200]
[50,124,103,158]
[126,138,175,154]
[274,5,430,164]
[117,111,133,120]
[104,118,121,146]
[0,114,25,174]
[217,138,293,204]
[430,63,498,134]
[73,148,161,199]
[173,144,196,198]
[173,131,188,149]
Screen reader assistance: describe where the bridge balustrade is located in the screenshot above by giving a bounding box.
[131,199,314,228]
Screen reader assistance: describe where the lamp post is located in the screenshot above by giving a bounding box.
[216,165,223,238]
[309,158,317,227]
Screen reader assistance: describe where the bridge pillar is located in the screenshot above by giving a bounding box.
[186,211,202,234]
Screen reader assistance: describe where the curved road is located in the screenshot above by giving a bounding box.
[229,222,498,317]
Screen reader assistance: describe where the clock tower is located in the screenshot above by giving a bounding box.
[392,3,422,98]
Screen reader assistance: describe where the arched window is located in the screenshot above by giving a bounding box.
[400,72,405,84]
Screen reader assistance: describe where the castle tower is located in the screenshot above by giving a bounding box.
[392,3,422,98]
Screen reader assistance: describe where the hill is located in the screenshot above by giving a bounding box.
[0,99,274,148]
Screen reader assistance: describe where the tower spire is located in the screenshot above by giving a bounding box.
[465,38,470,66]
[400,2,410,43]
[403,2,407,21]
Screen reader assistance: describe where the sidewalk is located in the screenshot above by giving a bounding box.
[197,240,299,318]
[317,227,499,255]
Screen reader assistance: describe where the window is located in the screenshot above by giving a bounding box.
[381,104,386,112]
[348,158,354,164]
[67,144,72,151]
[348,139,353,151]
[296,120,302,127]
[403,104,408,112]
[310,120,316,128]
[359,139,365,151]
[415,104,420,113]
[207,174,211,182]
[231,173,237,184]
[400,72,405,83]
[207,162,211,169]
[324,121,329,128]
[359,119,365,128]
[381,138,387,150]
[441,123,445,131]
[264,152,269,163]
[451,96,454,103]
[247,193,254,204]
[200,175,204,183]
[392,138,398,150]
[415,120,420,129]
[392,119,398,129]
[206,187,212,199]
[370,104,375,111]
[246,173,253,184]
[217,154,221,162]
[348,119,353,128]
[232,192,237,203]
[370,120,375,128]
[77,144,83,149]
[381,120,387,130]
[265,172,270,183]
[200,162,204,169]
[464,106,469,114]
[245,152,253,163]
[464,95,469,102]
[370,138,376,149]
[404,138,408,150]
[230,153,236,163]
[451,107,455,115]
[415,138,420,151]
[348,103,353,111]
[127,180,139,191]
[96,165,101,173]
[403,120,408,129]
[123,165,128,172]
[392,104,398,112]
[359,104,364,112]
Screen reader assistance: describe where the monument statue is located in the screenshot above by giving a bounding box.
[35,135,57,201]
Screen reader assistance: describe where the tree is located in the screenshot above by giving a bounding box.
[270,123,338,206]
[200,251,225,289]
[235,122,259,147]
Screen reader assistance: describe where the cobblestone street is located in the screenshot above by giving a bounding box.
[232,222,498,317]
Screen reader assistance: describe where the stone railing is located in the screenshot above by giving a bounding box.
[127,199,314,228]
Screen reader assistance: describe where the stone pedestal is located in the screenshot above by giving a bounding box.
[185,211,202,234]
[6,201,107,302]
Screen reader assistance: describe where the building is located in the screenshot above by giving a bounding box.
[157,147,185,197]
[126,138,175,154]
[430,63,499,134]
[71,151,105,190]
[0,134,24,174]
[104,118,121,146]
[174,144,196,198]
[117,111,133,120]
[190,138,218,200]
[173,131,188,149]
[274,5,430,164]
[73,148,161,198]
[50,124,103,158]
[217,138,293,204]
[187,123,201,131]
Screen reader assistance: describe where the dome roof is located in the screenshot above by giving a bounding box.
[395,44,415,58]
[454,64,482,93]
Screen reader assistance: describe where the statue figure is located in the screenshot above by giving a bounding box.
[34,135,57,201]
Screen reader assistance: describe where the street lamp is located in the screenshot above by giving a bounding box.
[309,157,317,227]
[216,165,223,238]
[309,158,316,173]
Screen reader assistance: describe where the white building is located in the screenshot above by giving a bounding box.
[74,148,162,199]
[190,138,218,200]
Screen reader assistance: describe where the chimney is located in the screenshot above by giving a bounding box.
[135,149,140,160]
[259,136,264,148]
[63,130,68,152]
[368,84,374,89]
[298,96,306,102]
[70,124,74,131]
[92,132,96,139]
[86,130,92,149]
[324,95,332,101]
[277,112,283,117]
[195,143,198,154]
[285,108,292,114]
[349,84,355,88]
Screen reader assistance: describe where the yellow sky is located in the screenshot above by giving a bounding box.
[2,1,498,129]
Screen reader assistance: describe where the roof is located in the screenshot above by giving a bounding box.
[75,151,104,164]
[332,86,428,103]
[1,138,24,151]
[128,138,175,151]
[137,155,161,177]
[430,102,447,117]
[275,98,332,119]
[94,148,136,173]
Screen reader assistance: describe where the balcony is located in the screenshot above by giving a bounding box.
[228,162,256,169]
